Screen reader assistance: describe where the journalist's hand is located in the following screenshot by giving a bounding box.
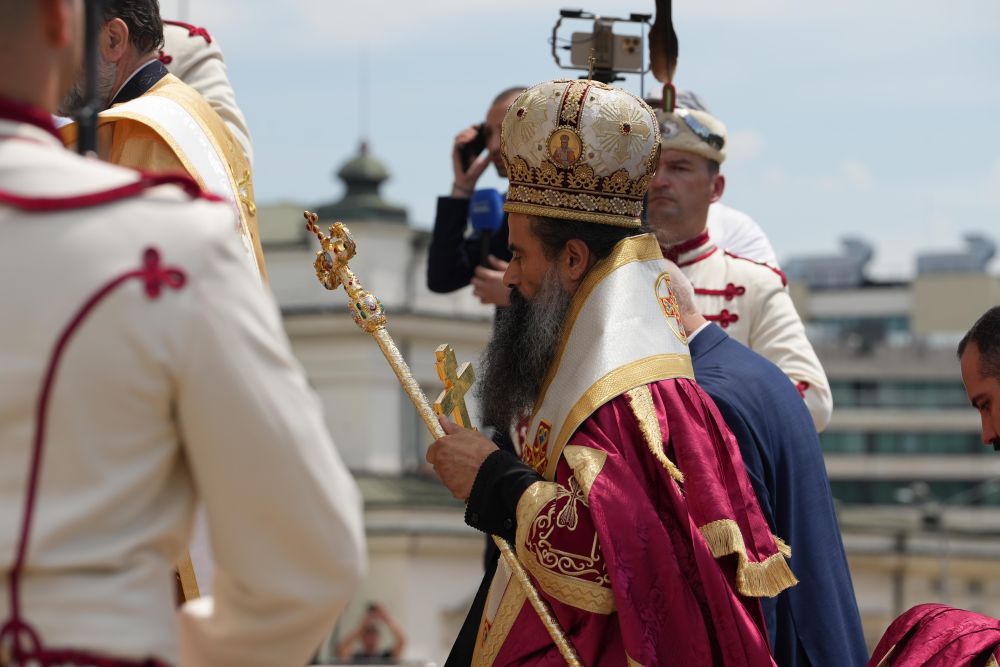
[451,125,490,199]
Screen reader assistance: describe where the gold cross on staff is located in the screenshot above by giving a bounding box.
[433,344,476,429]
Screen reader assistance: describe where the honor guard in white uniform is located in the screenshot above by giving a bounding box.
[648,105,833,431]
[0,3,365,665]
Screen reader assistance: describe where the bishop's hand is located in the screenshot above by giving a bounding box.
[426,415,497,501]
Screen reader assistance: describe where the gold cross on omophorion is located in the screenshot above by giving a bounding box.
[433,344,476,429]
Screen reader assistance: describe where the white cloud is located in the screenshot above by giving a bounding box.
[173,0,555,51]
[762,166,788,187]
[842,159,874,191]
[816,160,874,192]
[990,158,1000,190]
[726,129,764,162]
[676,0,797,21]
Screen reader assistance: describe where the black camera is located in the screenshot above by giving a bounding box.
[551,9,652,85]
[458,123,487,173]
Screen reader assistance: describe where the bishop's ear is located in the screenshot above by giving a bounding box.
[560,238,592,284]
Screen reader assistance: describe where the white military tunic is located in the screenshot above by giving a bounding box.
[707,202,779,267]
[0,106,365,666]
[668,232,833,431]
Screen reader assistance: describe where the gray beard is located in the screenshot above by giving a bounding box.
[58,58,118,117]
[477,268,573,432]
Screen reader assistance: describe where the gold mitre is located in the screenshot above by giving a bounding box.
[500,79,661,228]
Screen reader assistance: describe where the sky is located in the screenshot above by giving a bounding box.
[159,0,1000,278]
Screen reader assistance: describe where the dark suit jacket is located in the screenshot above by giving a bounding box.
[690,323,868,667]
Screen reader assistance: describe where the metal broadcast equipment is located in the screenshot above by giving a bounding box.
[550,9,653,89]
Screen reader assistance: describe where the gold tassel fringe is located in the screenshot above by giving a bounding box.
[699,519,798,598]
[626,385,685,485]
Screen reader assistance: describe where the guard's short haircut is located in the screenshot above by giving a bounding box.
[957,305,1000,380]
[530,216,648,264]
[492,87,526,107]
[102,0,163,55]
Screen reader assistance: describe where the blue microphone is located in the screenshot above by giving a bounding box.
[469,189,505,266]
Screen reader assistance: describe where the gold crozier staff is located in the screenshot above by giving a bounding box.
[304,213,583,667]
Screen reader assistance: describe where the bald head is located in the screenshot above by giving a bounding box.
[661,259,708,335]
[0,0,84,112]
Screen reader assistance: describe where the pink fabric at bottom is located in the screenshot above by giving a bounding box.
[869,604,1000,667]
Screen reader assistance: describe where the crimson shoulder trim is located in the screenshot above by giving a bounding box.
[724,250,787,286]
[163,19,213,43]
[663,230,711,262]
[0,170,222,212]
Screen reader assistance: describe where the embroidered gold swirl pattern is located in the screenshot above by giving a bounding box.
[527,479,610,587]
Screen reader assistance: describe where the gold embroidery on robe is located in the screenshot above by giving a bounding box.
[471,578,527,667]
[516,480,616,615]
[563,445,607,503]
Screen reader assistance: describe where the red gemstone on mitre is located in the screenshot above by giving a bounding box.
[516,107,526,118]
[621,123,631,134]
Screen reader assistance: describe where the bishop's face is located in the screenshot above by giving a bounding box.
[960,342,1000,450]
[504,213,561,302]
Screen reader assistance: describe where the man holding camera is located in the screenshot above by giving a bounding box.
[427,86,523,306]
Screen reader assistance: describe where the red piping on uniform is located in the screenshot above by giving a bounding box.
[0,96,62,142]
[0,134,51,147]
[678,246,718,267]
[0,249,184,667]
[0,172,222,211]
[163,19,213,43]
[662,230,710,263]
[724,250,788,287]
[796,381,810,399]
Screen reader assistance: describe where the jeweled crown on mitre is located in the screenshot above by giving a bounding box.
[499,79,661,228]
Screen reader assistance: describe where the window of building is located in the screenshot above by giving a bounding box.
[830,479,999,506]
[819,432,868,453]
[821,431,981,455]
[827,380,968,408]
